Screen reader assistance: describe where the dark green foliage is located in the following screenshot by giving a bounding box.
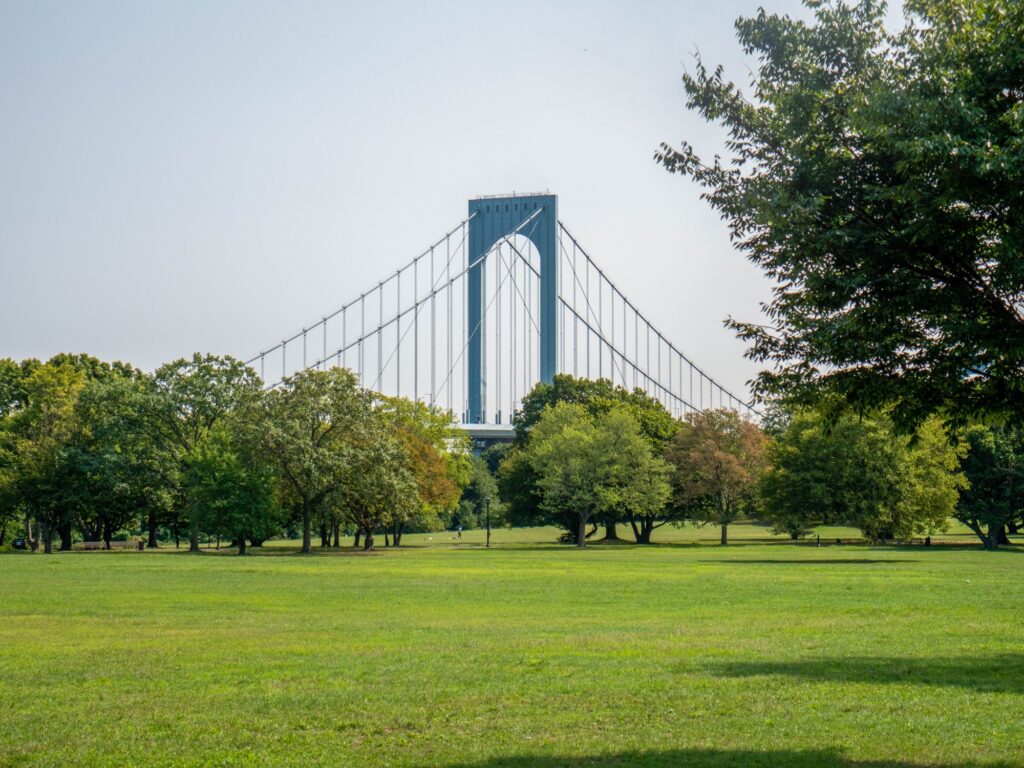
[456,456,503,531]
[183,426,281,555]
[761,409,964,541]
[657,0,1024,429]
[501,375,677,539]
[958,425,1024,549]
[65,377,176,549]
[519,403,671,547]
[513,374,676,449]
[145,354,262,552]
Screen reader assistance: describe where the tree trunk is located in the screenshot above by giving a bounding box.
[603,520,619,540]
[986,523,1003,550]
[577,515,587,549]
[0,522,6,547]
[319,522,329,549]
[363,530,374,551]
[1006,520,1019,535]
[103,522,112,550]
[394,523,403,547]
[639,519,650,545]
[717,492,728,546]
[332,522,340,548]
[25,514,38,551]
[237,536,247,556]
[998,526,1011,546]
[43,522,53,554]
[58,522,73,551]
[629,516,642,543]
[301,497,312,554]
[189,507,200,553]
[147,509,159,548]
[384,531,390,547]
[353,528,362,548]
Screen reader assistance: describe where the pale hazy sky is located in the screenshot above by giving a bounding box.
[0,1,904,400]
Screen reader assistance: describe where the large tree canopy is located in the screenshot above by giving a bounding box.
[957,425,1024,549]
[502,375,678,541]
[522,403,671,548]
[760,407,964,541]
[665,409,768,545]
[657,0,1024,429]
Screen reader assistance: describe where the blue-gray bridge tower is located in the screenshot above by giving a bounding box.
[467,193,557,424]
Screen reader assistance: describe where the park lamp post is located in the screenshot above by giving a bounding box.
[485,497,491,548]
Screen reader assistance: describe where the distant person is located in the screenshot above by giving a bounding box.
[457,525,462,540]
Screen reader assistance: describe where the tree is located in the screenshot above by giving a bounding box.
[593,408,673,545]
[4,362,86,553]
[504,375,677,541]
[0,358,32,545]
[68,376,177,549]
[881,416,966,542]
[248,368,372,554]
[760,408,964,541]
[657,0,1024,430]
[145,354,261,552]
[375,397,469,545]
[183,425,281,555]
[665,409,767,545]
[525,403,671,548]
[333,411,417,551]
[958,425,1024,550]
[457,455,505,531]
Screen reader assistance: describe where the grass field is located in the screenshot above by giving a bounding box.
[1,526,1022,767]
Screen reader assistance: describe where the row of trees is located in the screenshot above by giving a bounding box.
[494,376,1022,550]
[2,354,1019,553]
[0,354,469,554]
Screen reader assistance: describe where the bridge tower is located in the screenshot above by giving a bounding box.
[466,193,557,424]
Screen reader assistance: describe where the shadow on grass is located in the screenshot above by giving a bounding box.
[433,748,1015,767]
[697,558,917,565]
[710,654,1024,694]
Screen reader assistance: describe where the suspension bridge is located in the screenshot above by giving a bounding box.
[246,193,758,442]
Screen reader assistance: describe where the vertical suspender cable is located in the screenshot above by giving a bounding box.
[430,245,436,405]
[396,270,401,397]
[377,282,383,389]
[496,245,502,423]
[414,257,419,403]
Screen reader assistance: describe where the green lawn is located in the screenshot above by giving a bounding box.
[1,528,1022,767]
